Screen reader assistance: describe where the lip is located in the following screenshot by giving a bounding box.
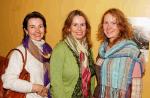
[105,29,114,34]
[105,31,112,34]
[76,31,83,34]
[34,34,42,38]
[76,33,83,36]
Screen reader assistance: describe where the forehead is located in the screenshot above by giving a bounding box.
[28,18,43,24]
[72,15,86,23]
[104,13,117,21]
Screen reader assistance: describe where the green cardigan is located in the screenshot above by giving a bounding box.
[50,41,95,98]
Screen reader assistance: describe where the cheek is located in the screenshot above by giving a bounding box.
[83,26,86,31]
[70,32,75,36]
[103,25,107,31]
[70,27,75,33]
[27,30,34,35]
[83,31,86,36]
[41,30,45,34]
[82,27,86,34]
[40,28,45,32]
[81,26,86,32]
[115,27,120,33]
[103,27,107,33]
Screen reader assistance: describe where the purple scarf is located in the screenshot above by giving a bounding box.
[23,36,52,98]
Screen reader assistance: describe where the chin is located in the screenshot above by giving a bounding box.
[77,35,85,39]
[34,38,42,41]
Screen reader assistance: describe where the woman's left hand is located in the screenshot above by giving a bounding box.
[37,87,48,97]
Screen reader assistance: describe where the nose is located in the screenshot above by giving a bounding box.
[107,23,112,29]
[77,25,81,30]
[35,27,40,33]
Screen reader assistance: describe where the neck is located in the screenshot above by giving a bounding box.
[108,37,122,48]
[74,37,84,44]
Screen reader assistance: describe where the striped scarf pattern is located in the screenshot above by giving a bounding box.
[99,40,143,98]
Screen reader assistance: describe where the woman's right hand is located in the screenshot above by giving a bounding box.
[32,84,48,97]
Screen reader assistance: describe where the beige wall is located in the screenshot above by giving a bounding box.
[0,0,149,97]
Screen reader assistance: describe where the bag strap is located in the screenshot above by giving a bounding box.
[137,51,141,58]
[6,48,27,69]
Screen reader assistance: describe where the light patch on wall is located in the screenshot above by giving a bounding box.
[128,17,150,62]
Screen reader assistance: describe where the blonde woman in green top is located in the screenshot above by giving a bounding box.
[50,9,95,98]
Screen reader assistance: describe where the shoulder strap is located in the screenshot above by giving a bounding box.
[137,51,141,58]
[6,48,27,69]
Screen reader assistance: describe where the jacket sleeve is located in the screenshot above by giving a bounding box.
[50,43,66,98]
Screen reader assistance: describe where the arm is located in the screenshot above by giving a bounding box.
[93,54,103,98]
[50,43,66,98]
[131,78,142,98]
[131,59,144,98]
[2,50,32,93]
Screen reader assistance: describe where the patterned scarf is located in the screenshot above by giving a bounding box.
[99,39,143,98]
[23,36,52,98]
[65,35,91,98]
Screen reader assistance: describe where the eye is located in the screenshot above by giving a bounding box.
[39,25,44,28]
[80,23,86,26]
[29,26,35,28]
[112,22,117,25]
[103,21,108,25]
[72,23,77,26]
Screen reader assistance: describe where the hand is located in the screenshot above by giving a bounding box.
[37,87,48,97]
[95,58,103,66]
[32,84,48,97]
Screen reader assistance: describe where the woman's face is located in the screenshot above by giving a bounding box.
[69,15,86,40]
[103,13,120,42]
[24,18,45,41]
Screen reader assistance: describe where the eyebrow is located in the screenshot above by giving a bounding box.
[28,25,34,26]
[28,24,43,26]
[72,22,86,24]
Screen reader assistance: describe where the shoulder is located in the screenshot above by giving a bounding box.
[124,40,140,54]
[51,41,70,56]
[16,44,25,51]
[53,41,68,51]
[124,40,138,48]
[9,44,26,59]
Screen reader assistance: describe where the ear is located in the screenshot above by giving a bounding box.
[24,28,28,35]
[45,29,47,34]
